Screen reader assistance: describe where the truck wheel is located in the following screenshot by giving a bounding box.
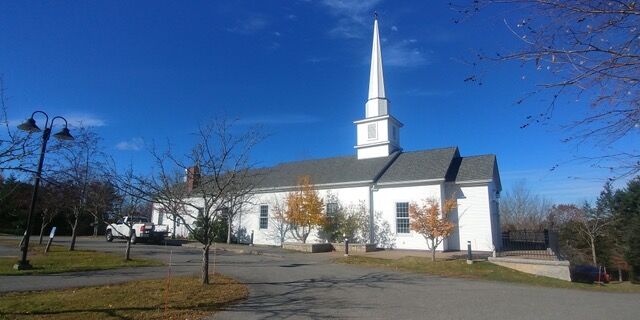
[106,230,113,242]
[130,234,137,244]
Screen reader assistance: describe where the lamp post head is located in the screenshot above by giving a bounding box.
[53,127,74,141]
[17,118,41,133]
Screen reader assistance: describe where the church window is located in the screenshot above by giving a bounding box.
[158,212,164,225]
[367,123,377,140]
[396,202,410,234]
[392,126,397,140]
[259,205,269,229]
[220,207,230,218]
[326,203,338,216]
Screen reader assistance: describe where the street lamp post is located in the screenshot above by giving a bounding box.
[14,111,73,270]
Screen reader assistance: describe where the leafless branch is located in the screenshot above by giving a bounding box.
[454,0,640,179]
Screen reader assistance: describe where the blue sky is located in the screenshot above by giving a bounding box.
[0,0,633,203]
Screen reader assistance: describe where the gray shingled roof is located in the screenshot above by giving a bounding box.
[376,147,459,184]
[254,147,500,191]
[452,155,496,181]
[255,152,397,189]
[448,154,502,191]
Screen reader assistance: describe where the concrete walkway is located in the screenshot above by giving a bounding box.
[341,248,490,260]
[182,242,288,258]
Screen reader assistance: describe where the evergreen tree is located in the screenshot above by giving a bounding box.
[593,182,619,267]
[613,177,640,282]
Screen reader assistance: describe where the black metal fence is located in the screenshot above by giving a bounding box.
[497,229,562,260]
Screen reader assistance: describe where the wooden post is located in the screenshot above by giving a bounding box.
[344,235,349,257]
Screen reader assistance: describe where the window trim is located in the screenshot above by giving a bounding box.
[367,123,378,140]
[326,202,339,217]
[219,207,230,219]
[395,202,410,234]
[259,205,269,229]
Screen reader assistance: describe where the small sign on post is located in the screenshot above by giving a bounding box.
[18,230,27,249]
[44,226,57,254]
[466,240,473,265]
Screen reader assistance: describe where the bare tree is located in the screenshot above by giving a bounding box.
[86,181,117,237]
[110,167,150,261]
[268,195,291,247]
[149,168,188,240]
[555,203,614,266]
[224,191,254,244]
[146,119,263,284]
[0,76,37,173]
[53,127,104,251]
[456,1,640,178]
[499,180,552,230]
[37,182,63,244]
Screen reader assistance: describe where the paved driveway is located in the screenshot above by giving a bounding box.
[1,236,639,320]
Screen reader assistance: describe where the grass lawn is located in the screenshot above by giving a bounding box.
[0,240,162,276]
[0,273,248,319]
[336,256,640,293]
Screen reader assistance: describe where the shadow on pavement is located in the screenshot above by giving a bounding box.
[218,272,419,319]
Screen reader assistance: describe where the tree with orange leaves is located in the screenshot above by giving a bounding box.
[285,175,325,244]
[410,198,457,262]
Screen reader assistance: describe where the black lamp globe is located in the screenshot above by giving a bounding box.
[17,118,41,133]
[53,127,74,140]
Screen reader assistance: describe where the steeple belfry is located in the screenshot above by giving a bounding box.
[354,14,403,160]
[366,15,388,118]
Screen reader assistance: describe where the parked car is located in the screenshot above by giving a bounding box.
[571,265,610,283]
[106,216,169,244]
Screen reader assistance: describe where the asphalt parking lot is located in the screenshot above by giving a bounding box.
[2,236,639,320]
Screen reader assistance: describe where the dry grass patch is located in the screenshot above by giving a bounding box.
[0,241,162,275]
[336,256,640,293]
[0,273,248,319]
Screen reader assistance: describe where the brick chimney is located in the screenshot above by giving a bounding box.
[186,165,201,193]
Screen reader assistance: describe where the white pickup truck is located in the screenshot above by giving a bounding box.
[105,216,169,244]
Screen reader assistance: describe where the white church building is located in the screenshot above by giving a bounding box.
[152,17,502,252]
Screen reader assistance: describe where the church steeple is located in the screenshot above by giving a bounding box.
[354,14,403,160]
[366,14,388,118]
[368,16,385,100]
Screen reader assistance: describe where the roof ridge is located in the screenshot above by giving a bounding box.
[270,154,356,167]
[460,154,496,159]
[258,146,466,171]
[400,146,458,154]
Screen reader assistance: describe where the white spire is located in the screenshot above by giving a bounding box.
[368,15,385,100]
[365,14,388,118]
[354,13,402,159]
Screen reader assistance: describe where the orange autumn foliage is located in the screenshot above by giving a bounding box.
[409,198,457,261]
[285,175,325,243]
